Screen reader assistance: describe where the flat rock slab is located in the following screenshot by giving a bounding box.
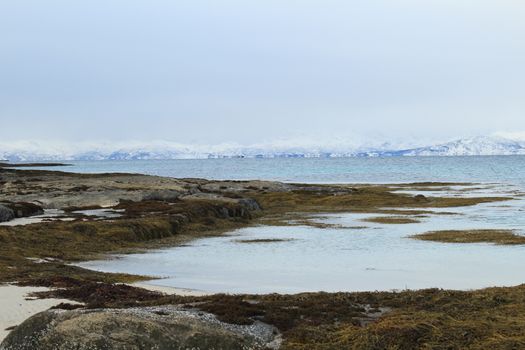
[0,306,280,350]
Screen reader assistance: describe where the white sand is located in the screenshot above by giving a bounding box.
[0,282,210,343]
[0,285,77,342]
[131,282,211,297]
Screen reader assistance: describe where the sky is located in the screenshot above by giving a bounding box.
[1,0,524,148]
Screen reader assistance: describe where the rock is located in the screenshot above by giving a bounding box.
[218,207,230,218]
[200,181,291,193]
[142,190,182,202]
[238,198,261,211]
[180,193,238,203]
[0,204,15,222]
[5,202,44,218]
[168,214,189,232]
[0,306,280,350]
[414,194,429,202]
[180,194,260,212]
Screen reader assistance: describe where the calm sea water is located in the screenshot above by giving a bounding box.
[29,155,525,186]
[60,156,525,293]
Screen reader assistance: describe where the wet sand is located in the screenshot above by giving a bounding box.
[131,282,211,297]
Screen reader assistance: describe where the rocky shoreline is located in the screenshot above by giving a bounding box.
[1,306,281,350]
[1,167,523,349]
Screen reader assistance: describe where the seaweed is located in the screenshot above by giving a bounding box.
[410,229,525,245]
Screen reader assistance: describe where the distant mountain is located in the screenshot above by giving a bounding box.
[367,136,525,157]
[1,136,525,161]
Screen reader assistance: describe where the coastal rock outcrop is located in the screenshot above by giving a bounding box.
[0,202,43,222]
[142,189,182,202]
[200,180,291,193]
[6,202,44,218]
[238,198,261,211]
[0,306,280,350]
[0,204,15,222]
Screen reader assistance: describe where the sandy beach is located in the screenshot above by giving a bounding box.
[131,282,211,297]
[0,285,78,342]
[0,282,209,342]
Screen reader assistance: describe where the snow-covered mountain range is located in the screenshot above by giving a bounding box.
[355,136,525,157]
[1,136,525,161]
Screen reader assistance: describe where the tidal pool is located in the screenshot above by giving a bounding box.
[79,186,525,294]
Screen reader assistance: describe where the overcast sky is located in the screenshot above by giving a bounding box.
[1,0,524,147]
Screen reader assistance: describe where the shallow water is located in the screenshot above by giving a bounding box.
[33,156,523,293]
[79,183,525,294]
[72,208,124,219]
[0,209,72,226]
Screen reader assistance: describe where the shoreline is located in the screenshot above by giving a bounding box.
[0,282,211,342]
[0,284,79,342]
[131,282,211,297]
[1,167,523,348]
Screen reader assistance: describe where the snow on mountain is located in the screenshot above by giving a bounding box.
[1,136,525,161]
[393,136,525,156]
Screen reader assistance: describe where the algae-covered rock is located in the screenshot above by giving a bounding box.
[238,198,261,211]
[0,204,15,222]
[142,189,182,201]
[0,306,280,350]
[6,202,44,218]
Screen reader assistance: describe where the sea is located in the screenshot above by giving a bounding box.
[28,155,525,186]
[27,156,525,294]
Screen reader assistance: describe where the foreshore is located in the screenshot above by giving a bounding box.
[131,282,211,297]
[0,283,209,343]
[1,167,524,349]
[0,285,79,342]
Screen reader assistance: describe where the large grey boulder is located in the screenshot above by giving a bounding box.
[0,204,15,222]
[0,306,281,350]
